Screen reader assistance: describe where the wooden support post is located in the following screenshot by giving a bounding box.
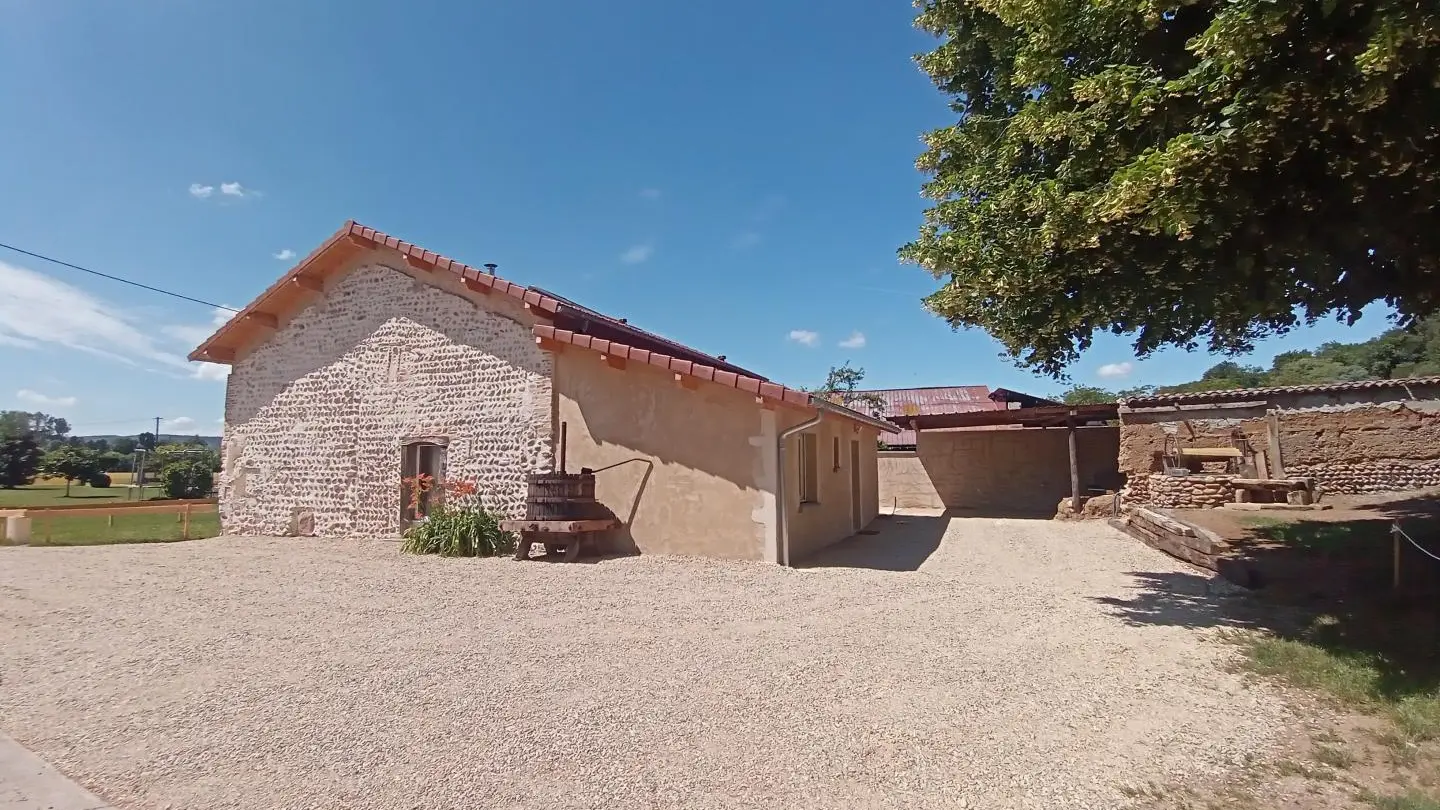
[1068,413,1081,514]
[182,502,192,540]
[1392,523,1402,591]
[1266,410,1285,478]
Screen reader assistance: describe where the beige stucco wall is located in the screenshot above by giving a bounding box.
[779,411,882,561]
[880,427,1120,515]
[221,259,553,536]
[878,451,943,510]
[554,352,775,560]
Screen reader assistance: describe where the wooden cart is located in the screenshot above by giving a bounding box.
[501,518,618,562]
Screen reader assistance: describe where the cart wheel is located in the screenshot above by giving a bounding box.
[564,537,582,562]
[514,536,533,561]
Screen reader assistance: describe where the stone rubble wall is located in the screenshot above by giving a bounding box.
[1287,460,1440,495]
[222,262,553,537]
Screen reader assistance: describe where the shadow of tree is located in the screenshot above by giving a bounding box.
[1095,511,1440,710]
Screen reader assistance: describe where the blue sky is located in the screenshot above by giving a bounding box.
[0,0,1396,437]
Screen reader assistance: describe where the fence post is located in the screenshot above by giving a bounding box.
[182,503,192,540]
[1392,522,1402,591]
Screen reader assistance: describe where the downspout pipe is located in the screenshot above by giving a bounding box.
[777,398,871,567]
[777,408,824,567]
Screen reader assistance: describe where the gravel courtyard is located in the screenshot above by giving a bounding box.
[0,516,1291,810]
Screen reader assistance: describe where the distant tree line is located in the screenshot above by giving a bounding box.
[0,411,218,498]
[1063,314,1440,405]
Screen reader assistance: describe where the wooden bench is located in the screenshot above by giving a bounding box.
[1229,477,1316,505]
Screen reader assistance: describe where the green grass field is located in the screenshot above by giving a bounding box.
[0,478,162,508]
[10,511,220,546]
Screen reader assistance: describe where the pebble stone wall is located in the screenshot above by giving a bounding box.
[221,264,553,537]
[1134,474,1235,509]
[1287,460,1440,495]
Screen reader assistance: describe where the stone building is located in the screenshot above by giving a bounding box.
[189,221,897,562]
[1118,378,1440,508]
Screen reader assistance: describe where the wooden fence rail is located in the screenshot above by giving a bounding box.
[2,501,218,544]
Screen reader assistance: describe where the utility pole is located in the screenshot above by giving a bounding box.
[154,416,162,442]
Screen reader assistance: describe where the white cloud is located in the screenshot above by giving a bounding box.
[1097,361,1134,379]
[167,416,198,431]
[731,231,761,250]
[0,262,238,387]
[17,389,77,408]
[191,362,230,381]
[619,243,654,264]
[788,329,820,347]
[838,331,867,349]
[192,181,259,201]
[0,261,192,371]
[273,249,296,261]
[161,306,238,347]
[0,333,38,349]
[639,188,662,200]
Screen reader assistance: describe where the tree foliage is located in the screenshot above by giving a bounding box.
[1066,312,1440,398]
[0,435,42,489]
[1160,312,1440,392]
[161,460,214,500]
[904,0,1440,377]
[810,362,887,415]
[39,446,101,496]
[0,411,70,445]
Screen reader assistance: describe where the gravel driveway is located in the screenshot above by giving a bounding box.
[0,515,1290,809]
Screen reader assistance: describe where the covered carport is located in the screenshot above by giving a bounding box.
[878,403,1122,516]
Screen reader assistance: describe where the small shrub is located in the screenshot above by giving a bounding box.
[88,473,112,489]
[400,477,513,557]
[162,461,214,500]
[402,505,515,557]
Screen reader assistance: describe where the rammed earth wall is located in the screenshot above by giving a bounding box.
[1119,385,1440,507]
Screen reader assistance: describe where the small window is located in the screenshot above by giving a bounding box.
[798,432,819,505]
[833,435,841,471]
[400,441,446,523]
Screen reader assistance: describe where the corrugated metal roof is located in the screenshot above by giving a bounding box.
[1120,376,1440,407]
[859,386,1006,446]
[861,386,1003,416]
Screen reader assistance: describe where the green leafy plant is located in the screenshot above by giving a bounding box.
[88,472,112,489]
[161,460,214,500]
[400,477,515,557]
[401,505,515,557]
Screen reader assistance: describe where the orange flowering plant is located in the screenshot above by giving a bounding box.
[399,475,514,557]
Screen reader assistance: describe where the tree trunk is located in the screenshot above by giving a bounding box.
[65,478,72,497]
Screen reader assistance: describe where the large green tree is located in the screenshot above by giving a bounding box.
[903,0,1440,377]
[39,446,101,497]
[0,435,42,489]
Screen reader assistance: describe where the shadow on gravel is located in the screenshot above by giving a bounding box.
[798,512,949,572]
[1094,562,1440,717]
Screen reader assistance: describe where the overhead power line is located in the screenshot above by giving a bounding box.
[0,240,239,312]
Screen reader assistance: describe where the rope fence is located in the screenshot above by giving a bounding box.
[1390,520,1440,590]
